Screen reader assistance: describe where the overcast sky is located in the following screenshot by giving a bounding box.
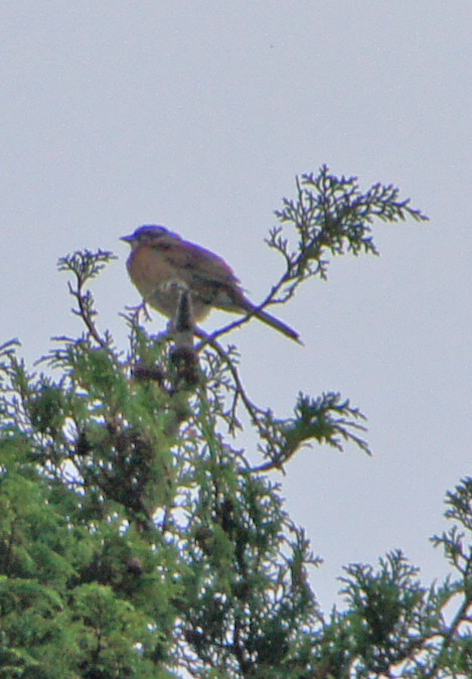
[2,1,472,610]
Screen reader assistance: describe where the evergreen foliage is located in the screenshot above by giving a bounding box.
[1,167,470,678]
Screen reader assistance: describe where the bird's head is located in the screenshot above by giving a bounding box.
[121,225,181,248]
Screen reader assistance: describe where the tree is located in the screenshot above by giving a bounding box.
[0,166,470,678]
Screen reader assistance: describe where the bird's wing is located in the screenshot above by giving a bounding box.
[149,233,248,311]
[153,235,239,285]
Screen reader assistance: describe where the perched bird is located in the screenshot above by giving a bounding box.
[121,225,300,342]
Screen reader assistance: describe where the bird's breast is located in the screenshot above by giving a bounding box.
[126,245,211,320]
[127,246,179,298]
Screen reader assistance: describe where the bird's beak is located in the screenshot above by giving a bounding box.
[120,234,134,244]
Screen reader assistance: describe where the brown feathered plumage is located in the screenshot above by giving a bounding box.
[121,225,300,343]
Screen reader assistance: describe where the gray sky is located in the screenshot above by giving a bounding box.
[2,1,472,610]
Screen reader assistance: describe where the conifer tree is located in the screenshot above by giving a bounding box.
[1,167,471,678]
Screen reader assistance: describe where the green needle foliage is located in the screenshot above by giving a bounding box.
[1,167,471,678]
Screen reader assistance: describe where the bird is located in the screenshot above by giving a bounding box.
[121,225,301,343]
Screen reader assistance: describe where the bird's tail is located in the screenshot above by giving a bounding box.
[254,308,302,344]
